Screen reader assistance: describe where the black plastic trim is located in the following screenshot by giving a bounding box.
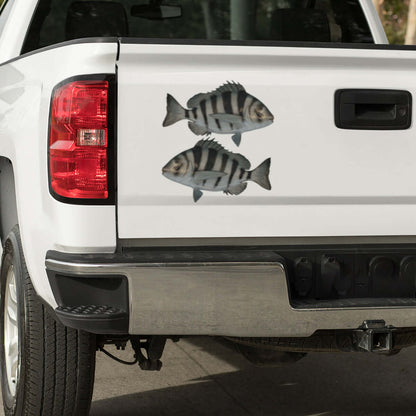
[47,269,129,333]
[292,298,416,309]
[46,249,282,265]
[47,74,116,205]
[47,242,416,265]
[117,236,416,250]
[335,89,412,130]
[119,37,416,51]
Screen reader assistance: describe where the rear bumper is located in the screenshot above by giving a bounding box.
[45,250,416,336]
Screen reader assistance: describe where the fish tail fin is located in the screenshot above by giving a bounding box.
[163,94,186,127]
[250,158,271,190]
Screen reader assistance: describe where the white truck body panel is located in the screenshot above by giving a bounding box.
[117,43,416,240]
[0,42,118,306]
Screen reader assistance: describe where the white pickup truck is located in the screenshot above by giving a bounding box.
[1,0,416,414]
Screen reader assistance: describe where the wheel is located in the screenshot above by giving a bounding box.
[0,226,96,416]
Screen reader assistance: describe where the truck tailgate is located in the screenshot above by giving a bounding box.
[116,42,416,240]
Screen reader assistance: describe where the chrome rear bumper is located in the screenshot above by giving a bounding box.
[45,252,416,337]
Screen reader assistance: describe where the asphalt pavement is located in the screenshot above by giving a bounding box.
[2,337,416,415]
[91,337,416,416]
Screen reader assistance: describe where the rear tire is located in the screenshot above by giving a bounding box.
[0,227,96,416]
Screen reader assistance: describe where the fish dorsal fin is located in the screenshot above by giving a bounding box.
[187,93,209,109]
[195,139,226,152]
[187,82,246,108]
[214,81,246,94]
[195,139,251,169]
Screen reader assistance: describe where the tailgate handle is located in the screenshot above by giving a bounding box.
[335,89,412,130]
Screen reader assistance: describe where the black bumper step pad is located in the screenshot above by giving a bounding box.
[56,305,128,334]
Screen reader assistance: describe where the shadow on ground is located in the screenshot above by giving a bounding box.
[90,337,416,416]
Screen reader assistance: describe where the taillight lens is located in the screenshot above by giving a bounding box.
[49,80,110,200]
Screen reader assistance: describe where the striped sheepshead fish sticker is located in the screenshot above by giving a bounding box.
[162,139,271,202]
[162,82,274,146]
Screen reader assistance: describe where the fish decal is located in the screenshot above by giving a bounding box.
[162,139,271,202]
[162,82,274,146]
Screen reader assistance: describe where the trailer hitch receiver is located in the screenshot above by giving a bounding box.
[354,320,394,353]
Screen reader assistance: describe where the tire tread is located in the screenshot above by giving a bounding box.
[1,227,96,416]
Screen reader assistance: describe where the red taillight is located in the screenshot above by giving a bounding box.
[49,80,110,200]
